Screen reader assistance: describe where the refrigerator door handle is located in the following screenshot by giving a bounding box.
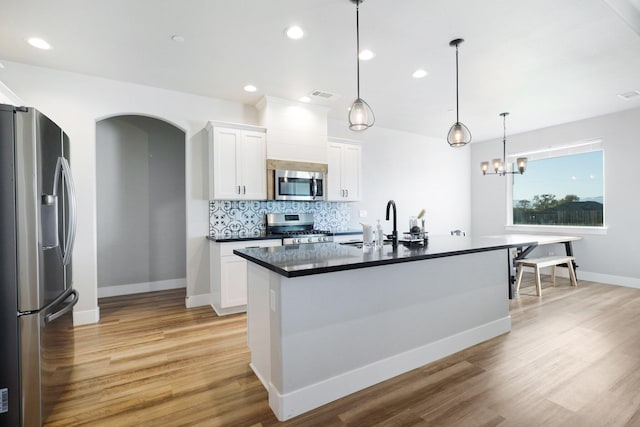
[53,157,77,266]
[44,289,78,324]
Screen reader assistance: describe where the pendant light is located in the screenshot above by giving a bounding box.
[480,112,527,175]
[348,0,375,131]
[447,38,472,147]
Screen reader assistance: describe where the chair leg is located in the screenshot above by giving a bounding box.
[567,261,578,287]
[515,265,525,294]
[535,266,542,296]
[551,265,556,286]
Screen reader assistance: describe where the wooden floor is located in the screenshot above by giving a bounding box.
[45,275,640,427]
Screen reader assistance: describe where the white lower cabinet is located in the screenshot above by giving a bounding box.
[210,239,280,315]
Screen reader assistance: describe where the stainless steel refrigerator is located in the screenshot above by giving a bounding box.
[0,104,79,427]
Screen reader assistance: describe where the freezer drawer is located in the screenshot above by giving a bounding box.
[19,288,78,427]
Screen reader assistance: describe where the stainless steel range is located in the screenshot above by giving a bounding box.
[266,213,333,245]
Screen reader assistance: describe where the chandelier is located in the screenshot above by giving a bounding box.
[481,112,527,175]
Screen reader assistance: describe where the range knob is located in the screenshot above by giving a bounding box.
[308,237,313,243]
[296,238,302,244]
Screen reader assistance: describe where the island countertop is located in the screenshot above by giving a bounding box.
[233,234,544,278]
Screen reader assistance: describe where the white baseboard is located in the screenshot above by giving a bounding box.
[98,278,186,298]
[212,303,246,316]
[268,316,511,421]
[549,269,640,289]
[185,293,212,308]
[73,307,100,326]
[577,270,640,289]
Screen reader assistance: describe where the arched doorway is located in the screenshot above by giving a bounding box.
[95,115,186,297]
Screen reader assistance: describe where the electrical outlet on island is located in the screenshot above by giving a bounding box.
[359,210,368,218]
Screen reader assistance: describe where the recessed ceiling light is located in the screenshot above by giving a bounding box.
[299,96,311,103]
[285,26,304,40]
[244,84,257,92]
[358,49,375,60]
[27,37,51,50]
[171,34,185,42]
[412,69,428,79]
[0,62,4,69]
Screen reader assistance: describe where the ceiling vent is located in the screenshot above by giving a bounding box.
[617,89,640,100]
[310,89,338,100]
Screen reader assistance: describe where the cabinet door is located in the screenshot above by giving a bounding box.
[240,131,267,200]
[327,143,343,201]
[212,127,241,200]
[220,256,248,308]
[342,144,361,201]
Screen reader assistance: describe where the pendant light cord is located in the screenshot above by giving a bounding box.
[355,1,361,99]
[455,43,460,123]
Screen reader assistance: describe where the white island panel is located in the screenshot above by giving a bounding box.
[247,248,509,421]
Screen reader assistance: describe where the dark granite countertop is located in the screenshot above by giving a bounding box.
[233,235,541,277]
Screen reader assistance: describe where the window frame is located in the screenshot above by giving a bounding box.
[505,138,607,235]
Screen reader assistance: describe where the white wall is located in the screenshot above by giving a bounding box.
[471,107,640,287]
[96,116,186,293]
[0,61,258,324]
[328,119,471,236]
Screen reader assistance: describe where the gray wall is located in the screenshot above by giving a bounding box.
[471,107,640,286]
[96,115,186,289]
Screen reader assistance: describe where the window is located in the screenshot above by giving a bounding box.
[508,140,604,228]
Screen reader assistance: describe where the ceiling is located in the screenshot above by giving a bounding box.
[1,0,640,141]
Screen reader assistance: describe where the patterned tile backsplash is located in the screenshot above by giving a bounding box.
[209,200,354,238]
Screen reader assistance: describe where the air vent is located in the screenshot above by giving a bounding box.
[311,90,337,99]
[617,90,640,100]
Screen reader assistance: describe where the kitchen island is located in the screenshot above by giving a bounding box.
[234,236,536,421]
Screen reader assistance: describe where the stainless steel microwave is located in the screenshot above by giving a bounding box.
[274,170,325,201]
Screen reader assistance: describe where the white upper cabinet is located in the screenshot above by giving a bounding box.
[327,139,361,201]
[207,122,267,200]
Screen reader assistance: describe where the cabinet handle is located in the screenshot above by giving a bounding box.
[237,185,241,194]
[345,189,349,198]
[243,185,246,194]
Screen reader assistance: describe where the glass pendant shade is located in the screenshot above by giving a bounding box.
[349,97,375,130]
[492,158,503,173]
[517,157,527,173]
[447,122,472,147]
[480,161,490,175]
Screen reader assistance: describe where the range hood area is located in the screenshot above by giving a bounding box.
[256,95,330,164]
[256,96,331,200]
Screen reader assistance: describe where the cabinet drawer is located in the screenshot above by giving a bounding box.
[219,239,281,256]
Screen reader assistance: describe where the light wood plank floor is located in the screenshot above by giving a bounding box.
[45,275,640,426]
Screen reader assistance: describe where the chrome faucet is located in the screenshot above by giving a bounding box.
[385,199,398,248]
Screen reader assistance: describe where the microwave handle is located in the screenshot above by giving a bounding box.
[312,177,318,200]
